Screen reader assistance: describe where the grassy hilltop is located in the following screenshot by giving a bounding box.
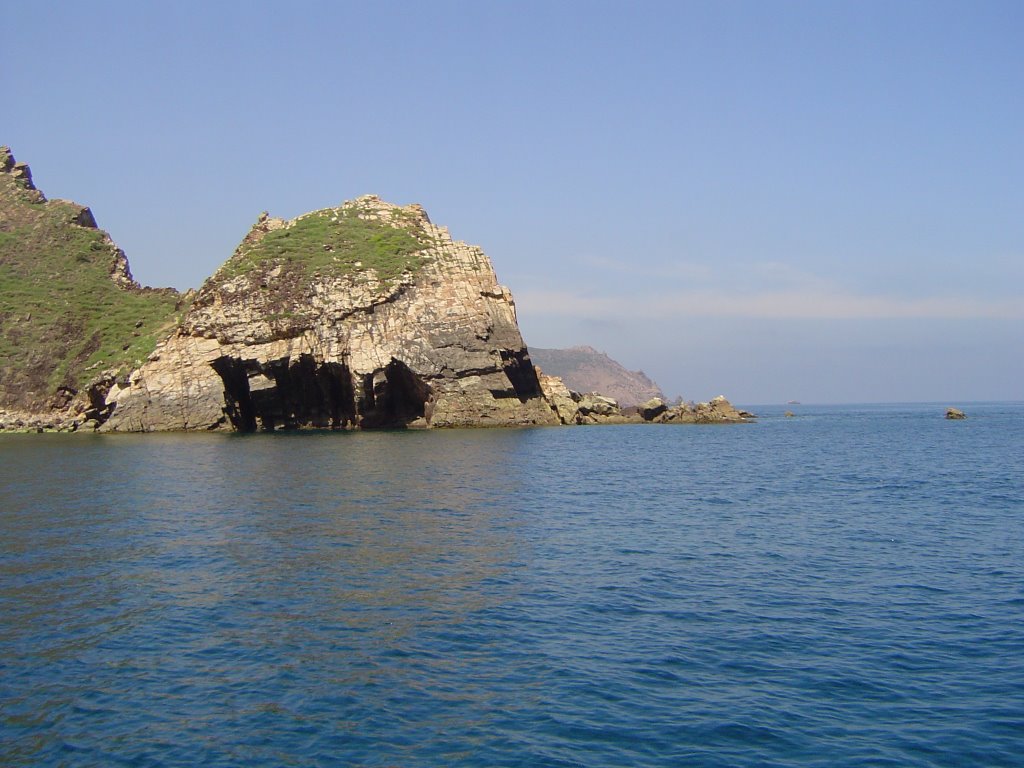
[0,147,181,411]
[217,202,432,284]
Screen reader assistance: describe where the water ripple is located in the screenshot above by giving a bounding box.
[2,405,1023,766]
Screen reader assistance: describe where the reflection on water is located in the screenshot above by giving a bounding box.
[2,430,550,766]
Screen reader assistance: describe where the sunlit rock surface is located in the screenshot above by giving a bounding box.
[102,197,557,431]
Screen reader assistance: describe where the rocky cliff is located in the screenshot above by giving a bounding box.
[0,146,181,428]
[529,345,664,406]
[1,147,752,433]
[101,196,558,431]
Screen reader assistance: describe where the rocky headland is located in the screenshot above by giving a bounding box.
[0,147,752,432]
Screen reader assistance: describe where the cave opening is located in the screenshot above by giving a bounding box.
[211,354,356,432]
[360,358,434,429]
[211,356,258,432]
[211,354,432,431]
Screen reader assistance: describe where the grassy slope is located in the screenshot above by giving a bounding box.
[0,173,181,408]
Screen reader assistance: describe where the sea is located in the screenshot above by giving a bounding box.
[1,402,1022,767]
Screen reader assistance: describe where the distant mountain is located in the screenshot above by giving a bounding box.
[528,345,664,406]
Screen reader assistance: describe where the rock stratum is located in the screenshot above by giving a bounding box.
[1,147,752,432]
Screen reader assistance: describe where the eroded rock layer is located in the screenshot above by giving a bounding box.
[102,196,558,431]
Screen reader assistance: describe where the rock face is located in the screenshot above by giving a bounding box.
[528,345,664,406]
[102,196,558,431]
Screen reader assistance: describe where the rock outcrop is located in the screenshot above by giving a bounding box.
[101,196,558,431]
[536,373,753,425]
[945,407,966,420]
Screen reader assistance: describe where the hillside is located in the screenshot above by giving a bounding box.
[0,146,182,414]
[529,345,664,406]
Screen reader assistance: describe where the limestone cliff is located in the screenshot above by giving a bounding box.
[102,196,558,431]
[1,146,749,433]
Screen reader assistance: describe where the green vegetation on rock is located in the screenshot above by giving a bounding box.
[220,207,431,283]
[0,181,181,407]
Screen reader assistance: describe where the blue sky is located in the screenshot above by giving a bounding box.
[4,1,1022,403]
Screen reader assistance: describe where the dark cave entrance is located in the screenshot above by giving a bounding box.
[211,355,432,432]
[358,358,434,428]
[493,348,543,401]
[211,354,355,432]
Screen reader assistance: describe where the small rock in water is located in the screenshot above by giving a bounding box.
[945,407,967,420]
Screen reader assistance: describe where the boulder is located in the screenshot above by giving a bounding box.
[537,371,580,424]
[638,397,668,421]
[945,407,967,420]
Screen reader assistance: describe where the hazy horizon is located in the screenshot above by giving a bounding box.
[4,1,1021,404]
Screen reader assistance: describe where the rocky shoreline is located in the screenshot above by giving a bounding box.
[1,147,753,434]
[0,393,754,434]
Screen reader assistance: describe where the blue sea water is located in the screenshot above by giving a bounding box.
[1,403,1022,767]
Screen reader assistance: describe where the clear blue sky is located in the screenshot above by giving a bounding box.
[4,1,1022,404]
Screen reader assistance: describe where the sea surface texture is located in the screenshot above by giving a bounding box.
[2,403,1022,767]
